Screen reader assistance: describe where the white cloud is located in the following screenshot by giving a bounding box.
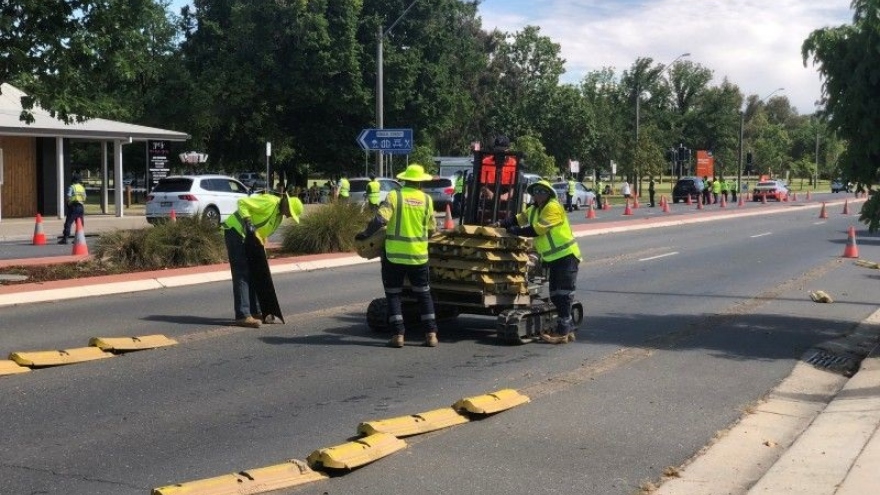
[478,0,852,113]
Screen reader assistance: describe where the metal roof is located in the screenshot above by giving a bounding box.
[0,83,189,142]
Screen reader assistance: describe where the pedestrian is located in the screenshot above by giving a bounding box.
[730,178,738,202]
[621,181,632,199]
[221,191,303,328]
[594,177,604,209]
[566,176,577,212]
[355,163,439,348]
[338,174,350,203]
[648,178,656,207]
[702,176,712,205]
[58,172,86,244]
[712,176,721,204]
[365,174,381,213]
[496,179,581,344]
[721,177,729,202]
[452,170,464,216]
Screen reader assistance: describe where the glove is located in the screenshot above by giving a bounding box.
[243,218,256,235]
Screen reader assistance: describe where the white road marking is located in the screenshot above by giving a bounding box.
[639,252,679,262]
[814,221,827,225]
[751,232,773,238]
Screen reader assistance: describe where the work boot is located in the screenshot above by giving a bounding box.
[424,332,438,347]
[540,332,568,345]
[388,334,404,348]
[235,316,261,328]
[253,313,276,324]
[57,236,68,245]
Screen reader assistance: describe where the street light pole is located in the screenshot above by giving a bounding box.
[376,0,419,178]
[737,87,783,191]
[635,52,688,196]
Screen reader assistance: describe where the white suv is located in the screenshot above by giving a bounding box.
[146,175,251,226]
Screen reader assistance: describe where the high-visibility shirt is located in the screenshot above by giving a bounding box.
[222,193,284,245]
[339,178,350,198]
[67,183,86,205]
[513,197,581,263]
[567,180,576,196]
[454,175,464,194]
[379,187,435,266]
[596,182,603,194]
[366,179,381,205]
[712,180,722,194]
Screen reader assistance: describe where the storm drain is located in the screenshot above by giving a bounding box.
[804,349,860,376]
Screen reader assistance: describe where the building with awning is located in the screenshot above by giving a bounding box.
[0,83,189,221]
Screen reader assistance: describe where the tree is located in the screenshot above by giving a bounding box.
[803,0,880,230]
[1,0,178,123]
[513,134,556,178]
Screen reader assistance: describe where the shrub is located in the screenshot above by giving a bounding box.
[95,217,226,269]
[281,202,372,254]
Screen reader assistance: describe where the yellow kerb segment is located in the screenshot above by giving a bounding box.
[357,407,470,437]
[452,389,530,415]
[306,432,406,470]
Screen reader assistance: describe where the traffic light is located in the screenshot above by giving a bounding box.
[745,151,754,174]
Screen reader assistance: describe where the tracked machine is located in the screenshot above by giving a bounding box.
[361,149,584,344]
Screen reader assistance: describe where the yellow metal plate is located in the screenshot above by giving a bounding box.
[10,347,114,367]
[89,334,178,352]
[357,407,470,437]
[0,360,31,376]
[453,389,530,415]
[152,460,326,495]
[306,432,406,470]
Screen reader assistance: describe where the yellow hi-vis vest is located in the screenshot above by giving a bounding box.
[567,179,576,195]
[68,183,86,205]
[380,187,435,265]
[455,175,464,194]
[339,178,350,198]
[366,179,381,205]
[222,193,284,245]
[514,197,581,263]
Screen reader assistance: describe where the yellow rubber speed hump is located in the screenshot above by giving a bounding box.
[452,389,530,415]
[89,334,178,352]
[357,407,469,437]
[10,347,113,367]
[306,432,406,470]
[152,459,326,495]
[0,360,30,376]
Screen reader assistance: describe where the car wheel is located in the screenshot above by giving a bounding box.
[575,199,581,210]
[202,206,221,227]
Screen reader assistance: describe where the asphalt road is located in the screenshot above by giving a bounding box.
[0,198,878,495]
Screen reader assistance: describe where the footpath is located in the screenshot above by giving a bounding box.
[0,198,878,494]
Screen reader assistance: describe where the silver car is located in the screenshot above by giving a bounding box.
[146,175,251,226]
[552,181,596,210]
[421,177,456,212]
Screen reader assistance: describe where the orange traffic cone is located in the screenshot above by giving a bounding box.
[737,195,744,207]
[170,209,177,222]
[686,194,692,206]
[444,203,455,230]
[819,202,828,219]
[806,191,812,201]
[586,200,597,219]
[792,192,798,201]
[697,195,704,210]
[720,196,727,208]
[632,196,640,209]
[842,226,859,258]
[32,213,46,245]
[842,200,850,215]
[603,200,610,211]
[71,218,88,256]
[662,198,670,213]
[623,199,633,216]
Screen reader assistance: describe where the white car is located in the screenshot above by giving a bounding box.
[552,181,597,210]
[146,175,251,226]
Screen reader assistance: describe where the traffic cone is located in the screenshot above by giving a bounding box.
[170,209,177,222]
[71,218,88,256]
[32,213,46,245]
[737,195,744,207]
[686,194,692,206]
[842,200,850,215]
[792,192,798,201]
[842,226,859,258]
[586,200,596,219]
[632,196,640,209]
[819,202,828,219]
[806,191,812,201]
[697,195,704,210]
[623,199,633,215]
[603,200,610,211]
[444,203,455,230]
[720,196,727,208]
[662,198,670,213]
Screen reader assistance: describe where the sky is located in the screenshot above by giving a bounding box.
[168,0,853,114]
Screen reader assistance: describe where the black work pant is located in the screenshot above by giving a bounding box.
[381,257,437,336]
[61,202,84,238]
[547,254,579,331]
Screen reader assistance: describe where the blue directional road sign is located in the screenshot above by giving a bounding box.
[357,128,413,154]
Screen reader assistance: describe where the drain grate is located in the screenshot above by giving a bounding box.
[804,349,860,376]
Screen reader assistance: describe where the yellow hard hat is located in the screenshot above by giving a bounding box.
[396,163,433,182]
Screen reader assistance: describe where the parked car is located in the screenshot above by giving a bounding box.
[347,177,401,204]
[236,172,268,191]
[422,176,456,212]
[551,182,596,210]
[752,180,789,202]
[146,175,251,226]
[831,179,851,193]
[671,177,706,203]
